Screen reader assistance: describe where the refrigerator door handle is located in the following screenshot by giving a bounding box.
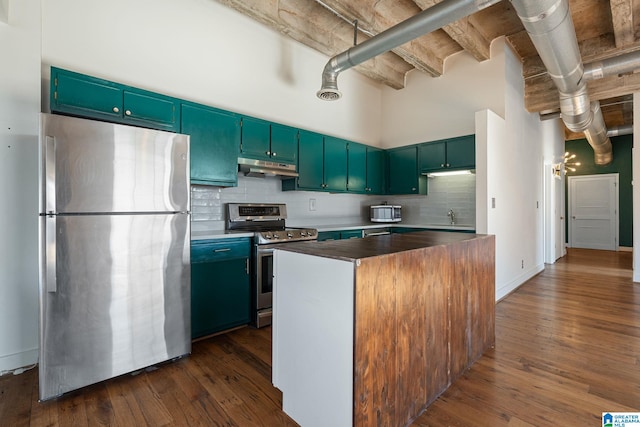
[45,136,56,214]
[45,216,57,293]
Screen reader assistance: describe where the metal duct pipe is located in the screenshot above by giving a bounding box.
[511,0,613,165]
[584,50,640,81]
[607,124,633,138]
[316,0,501,100]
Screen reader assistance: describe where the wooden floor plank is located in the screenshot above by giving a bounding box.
[0,248,638,426]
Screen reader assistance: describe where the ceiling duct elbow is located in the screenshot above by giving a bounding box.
[583,102,613,165]
[316,0,501,100]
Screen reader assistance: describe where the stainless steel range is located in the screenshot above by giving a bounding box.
[226,203,317,328]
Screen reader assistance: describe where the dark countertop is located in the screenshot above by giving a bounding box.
[275,230,488,262]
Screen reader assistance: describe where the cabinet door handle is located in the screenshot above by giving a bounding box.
[412,187,416,191]
[446,163,450,167]
[214,248,231,252]
[125,110,132,116]
[440,163,445,167]
[245,258,249,275]
[272,152,277,156]
[266,151,271,156]
[113,106,120,113]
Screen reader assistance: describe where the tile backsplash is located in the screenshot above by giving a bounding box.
[191,173,476,231]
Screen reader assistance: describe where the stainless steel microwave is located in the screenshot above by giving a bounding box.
[370,205,402,223]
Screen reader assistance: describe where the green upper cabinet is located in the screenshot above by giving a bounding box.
[388,145,427,195]
[366,147,385,194]
[324,136,348,192]
[445,135,475,170]
[283,131,347,192]
[51,67,179,131]
[240,116,271,161]
[181,102,240,187]
[287,130,324,190]
[419,141,446,172]
[347,142,367,193]
[240,118,298,164]
[270,123,298,164]
[419,135,475,173]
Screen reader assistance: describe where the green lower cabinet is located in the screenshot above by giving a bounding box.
[317,231,341,241]
[340,229,363,239]
[182,102,240,187]
[190,238,251,339]
[317,229,362,240]
[392,227,425,234]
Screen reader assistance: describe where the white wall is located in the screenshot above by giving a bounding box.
[41,0,382,146]
[633,93,640,282]
[380,39,506,147]
[0,0,40,373]
[491,43,546,299]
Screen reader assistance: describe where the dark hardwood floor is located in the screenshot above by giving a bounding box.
[1,248,638,426]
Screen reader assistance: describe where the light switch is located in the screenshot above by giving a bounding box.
[491,197,496,209]
[309,198,316,211]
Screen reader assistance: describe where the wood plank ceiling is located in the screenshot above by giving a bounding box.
[216,0,640,141]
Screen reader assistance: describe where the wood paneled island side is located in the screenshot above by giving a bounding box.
[272,231,495,427]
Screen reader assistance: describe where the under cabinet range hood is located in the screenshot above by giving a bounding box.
[238,157,299,178]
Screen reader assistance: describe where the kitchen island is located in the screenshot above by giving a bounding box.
[272,231,495,427]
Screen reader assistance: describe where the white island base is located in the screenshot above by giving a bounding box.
[272,250,355,427]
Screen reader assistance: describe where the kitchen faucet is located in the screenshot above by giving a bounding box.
[447,208,456,225]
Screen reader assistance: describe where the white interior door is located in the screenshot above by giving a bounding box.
[568,174,618,250]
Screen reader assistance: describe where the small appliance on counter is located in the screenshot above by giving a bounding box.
[370,204,402,223]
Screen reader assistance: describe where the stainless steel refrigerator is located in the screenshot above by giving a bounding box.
[38,113,191,401]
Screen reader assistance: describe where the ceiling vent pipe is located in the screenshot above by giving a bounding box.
[607,124,633,138]
[316,0,501,101]
[583,50,640,81]
[511,0,612,165]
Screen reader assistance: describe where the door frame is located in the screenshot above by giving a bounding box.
[567,173,619,250]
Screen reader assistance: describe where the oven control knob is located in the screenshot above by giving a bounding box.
[300,231,307,236]
[264,233,272,240]
[287,232,293,238]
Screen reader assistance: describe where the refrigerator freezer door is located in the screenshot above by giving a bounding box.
[38,213,191,400]
[40,114,190,214]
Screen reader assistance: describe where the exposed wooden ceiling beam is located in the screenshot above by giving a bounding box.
[610,0,636,47]
[525,71,640,112]
[413,0,491,61]
[216,0,414,89]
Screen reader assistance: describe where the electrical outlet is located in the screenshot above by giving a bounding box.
[309,198,316,211]
[521,259,524,269]
[492,197,496,209]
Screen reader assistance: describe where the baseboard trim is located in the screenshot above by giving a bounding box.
[0,348,38,376]
[496,263,545,302]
